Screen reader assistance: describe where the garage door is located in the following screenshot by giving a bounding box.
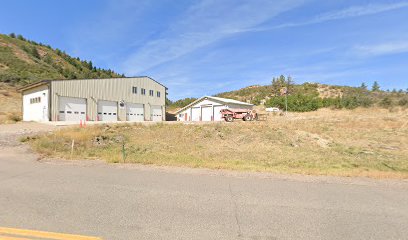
[191,107,201,121]
[150,105,163,122]
[58,96,86,121]
[213,105,225,121]
[127,103,144,121]
[202,106,213,121]
[97,100,118,121]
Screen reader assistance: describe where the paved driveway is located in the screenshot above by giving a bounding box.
[0,123,408,239]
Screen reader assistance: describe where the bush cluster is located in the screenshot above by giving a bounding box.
[266,93,375,112]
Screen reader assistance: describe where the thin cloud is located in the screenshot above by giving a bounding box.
[245,1,408,32]
[354,41,408,56]
[121,0,307,75]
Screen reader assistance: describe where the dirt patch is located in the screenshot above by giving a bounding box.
[0,41,35,64]
[0,63,9,70]
[317,84,343,98]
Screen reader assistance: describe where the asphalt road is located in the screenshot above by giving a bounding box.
[1,124,408,240]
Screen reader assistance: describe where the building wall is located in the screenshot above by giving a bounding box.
[22,84,50,122]
[226,103,253,110]
[49,77,166,121]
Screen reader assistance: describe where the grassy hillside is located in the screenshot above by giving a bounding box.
[214,77,408,112]
[0,33,124,85]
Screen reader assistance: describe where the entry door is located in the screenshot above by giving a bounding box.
[150,105,163,121]
[201,107,213,121]
[58,96,86,121]
[97,100,118,121]
[127,103,144,121]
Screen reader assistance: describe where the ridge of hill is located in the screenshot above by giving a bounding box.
[214,79,408,112]
[0,33,124,85]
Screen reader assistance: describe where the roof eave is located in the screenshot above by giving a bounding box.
[17,80,50,92]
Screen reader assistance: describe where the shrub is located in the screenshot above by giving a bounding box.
[7,113,22,122]
[266,94,321,112]
[380,97,393,108]
[398,98,408,106]
[30,47,40,59]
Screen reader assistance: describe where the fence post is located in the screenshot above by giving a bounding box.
[122,141,126,163]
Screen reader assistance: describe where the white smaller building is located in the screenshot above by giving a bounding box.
[175,96,254,122]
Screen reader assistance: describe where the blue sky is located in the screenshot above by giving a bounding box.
[1,0,407,100]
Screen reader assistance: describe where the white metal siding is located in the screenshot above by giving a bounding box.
[23,88,49,122]
[50,77,166,121]
[213,105,225,121]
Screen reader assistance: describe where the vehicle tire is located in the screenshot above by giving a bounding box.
[225,116,234,122]
[244,115,252,121]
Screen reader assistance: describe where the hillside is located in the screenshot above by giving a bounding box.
[214,77,408,112]
[0,33,124,85]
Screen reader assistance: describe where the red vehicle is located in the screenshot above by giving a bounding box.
[220,108,258,122]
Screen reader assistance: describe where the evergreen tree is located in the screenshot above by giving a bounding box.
[372,81,380,91]
[360,82,367,90]
[31,47,40,59]
[17,34,25,41]
[9,33,16,38]
[286,75,295,94]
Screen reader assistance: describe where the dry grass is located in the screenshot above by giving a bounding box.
[0,83,21,124]
[28,108,408,178]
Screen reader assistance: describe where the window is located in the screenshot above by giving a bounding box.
[157,91,161,98]
[30,97,41,104]
[141,88,146,95]
[149,90,154,96]
[132,87,137,94]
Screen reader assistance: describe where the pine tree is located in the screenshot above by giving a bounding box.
[17,34,25,41]
[31,47,40,59]
[372,81,380,91]
[9,33,16,38]
[360,82,367,90]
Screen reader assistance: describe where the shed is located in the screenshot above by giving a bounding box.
[175,96,253,122]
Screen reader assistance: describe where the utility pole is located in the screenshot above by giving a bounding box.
[285,92,288,115]
[281,87,288,115]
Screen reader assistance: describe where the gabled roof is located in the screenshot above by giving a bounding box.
[175,96,253,114]
[18,76,167,92]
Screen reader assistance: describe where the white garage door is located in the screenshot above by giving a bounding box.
[58,97,86,122]
[191,107,201,121]
[213,105,225,121]
[150,105,163,122]
[127,103,144,121]
[98,100,118,121]
[202,107,213,121]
